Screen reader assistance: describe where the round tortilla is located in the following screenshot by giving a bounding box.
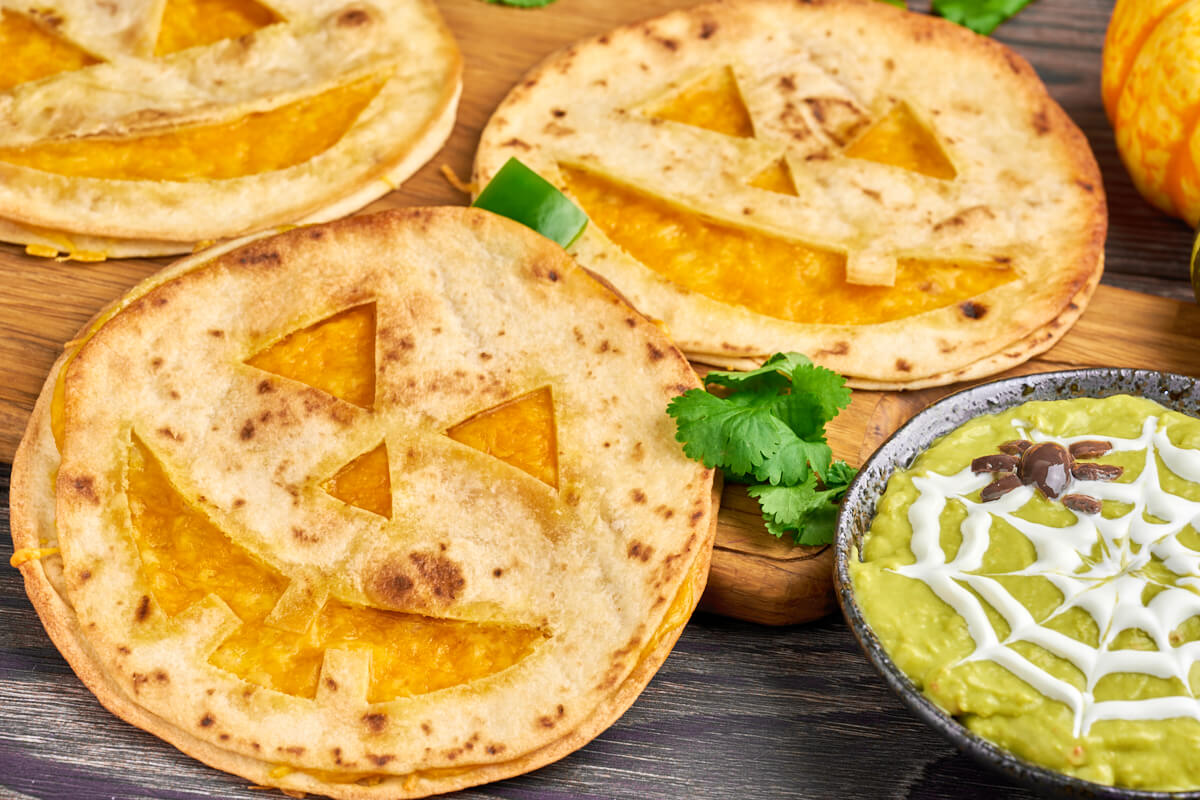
[0,0,461,255]
[10,208,717,798]
[474,0,1106,385]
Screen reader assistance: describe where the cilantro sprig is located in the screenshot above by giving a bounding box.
[931,0,1034,35]
[667,353,857,546]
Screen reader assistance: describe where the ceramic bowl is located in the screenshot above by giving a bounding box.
[834,368,1200,799]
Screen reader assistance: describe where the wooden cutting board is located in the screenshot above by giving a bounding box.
[700,285,1200,624]
[1,0,1197,628]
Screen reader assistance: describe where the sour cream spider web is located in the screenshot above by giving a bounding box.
[896,416,1200,736]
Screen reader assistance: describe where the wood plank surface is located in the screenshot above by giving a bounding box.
[2,0,1199,798]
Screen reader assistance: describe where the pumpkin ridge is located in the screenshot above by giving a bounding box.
[1102,0,1188,123]
[1164,102,1200,223]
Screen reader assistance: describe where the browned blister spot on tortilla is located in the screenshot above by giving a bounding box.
[362,712,387,733]
[409,552,466,602]
[135,594,152,622]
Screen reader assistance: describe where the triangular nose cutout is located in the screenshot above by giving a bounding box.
[322,442,392,518]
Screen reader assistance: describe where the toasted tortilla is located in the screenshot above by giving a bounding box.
[10,208,717,798]
[474,0,1106,385]
[0,0,461,256]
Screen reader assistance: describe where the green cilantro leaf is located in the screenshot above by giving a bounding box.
[877,0,906,7]
[931,0,1035,35]
[749,473,851,546]
[667,352,859,546]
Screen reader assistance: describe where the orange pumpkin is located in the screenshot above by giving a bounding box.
[1103,0,1200,227]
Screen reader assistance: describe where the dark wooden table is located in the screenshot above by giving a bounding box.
[1,1,1195,798]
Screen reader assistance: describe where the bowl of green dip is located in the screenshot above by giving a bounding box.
[836,368,1200,798]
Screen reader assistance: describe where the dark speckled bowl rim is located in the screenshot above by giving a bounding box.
[834,368,1200,799]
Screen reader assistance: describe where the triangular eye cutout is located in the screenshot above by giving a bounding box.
[650,66,754,139]
[749,158,798,196]
[0,9,101,90]
[844,103,957,180]
[155,0,280,55]
[246,303,376,409]
[446,387,558,489]
[322,442,392,518]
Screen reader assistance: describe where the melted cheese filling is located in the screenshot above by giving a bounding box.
[650,66,754,138]
[126,436,542,700]
[0,75,386,181]
[155,0,279,56]
[562,165,1015,325]
[323,443,392,518]
[844,102,957,180]
[0,9,99,90]
[447,388,559,489]
[248,303,377,409]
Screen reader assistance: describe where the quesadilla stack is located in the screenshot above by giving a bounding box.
[474,0,1106,389]
[0,0,460,259]
[10,208,717,798]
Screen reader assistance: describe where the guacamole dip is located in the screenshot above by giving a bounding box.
[850,395,1200,790]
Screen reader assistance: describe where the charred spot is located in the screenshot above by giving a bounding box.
[368,754,394,767]
[117,645,130,655]
[156,427,181,441]
[325,678,338,692]
[598,34,610,44]
[153,296,169,307]
[598,340,610,353]
[486,744,506,755]
[1032,107,1051,135]
[135,595,151,623]
[79,569,92,582]
[169,390,181,400]
[1075,179,1095,193]
[421,722,433,735]
[938,340,957,354]
[817,342,849,359]
[233,498,246,508]
[409,552,466,601]
[548,270,559,282]
[208,329,225,338]
[219,733,230,742]
[690,510,704,524]
[237,249,281,267]
[628,541,653,562]
[257,380,273,394]
[283,746,305,756]
[861,187,882,203]
[632,441,645,461]
[993,255,1012,264]
[493,567,504,577]
[154,670,168,683]
[647,343,665,362]
[240,421,255,440]
[150,357,164,369]
[362,713,387,733]
[624,317,637,328]
[336,7,370,26]
[631,489,647,504]
[656,36,679,50]
[884,58,895,71]
[895,359,913,373]
[538,716,556,729]
[551,108,566,118]
[291,527,318,544]
[959,301,987,319]
[672,384,690,395]
[200,714,215,727]
[374,569,415,604]
[332,747,343,764]
[501,138,531,151]
[700,20,717,38]
[778,75,796,91]
[309,229,324,240]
